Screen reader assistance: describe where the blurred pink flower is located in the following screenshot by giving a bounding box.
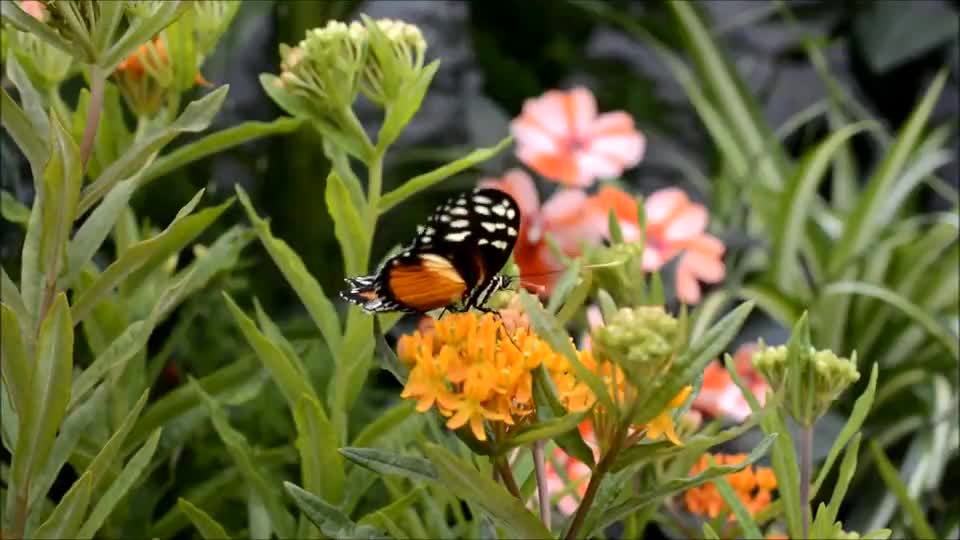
[20,0,46,20]
[694,343,769,423]
[643,188,725,304]
[511,87,645,187]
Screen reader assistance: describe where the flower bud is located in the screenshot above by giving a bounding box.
[751,341,859,425]
[591,306,679,387]
[358,17,427,106]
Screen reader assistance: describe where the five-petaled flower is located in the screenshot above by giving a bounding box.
[511,87,645,187]
[593,186,726,304]
[694,343,769,422]
[683,453,778,520]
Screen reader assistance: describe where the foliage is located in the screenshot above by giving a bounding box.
[1,1,956,539]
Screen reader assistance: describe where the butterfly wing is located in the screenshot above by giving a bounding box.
[341,188,520,314]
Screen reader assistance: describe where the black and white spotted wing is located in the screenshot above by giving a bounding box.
[340,188,520,314]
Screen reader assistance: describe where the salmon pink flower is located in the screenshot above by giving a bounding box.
[694,343,768,422]
[511,87,645,187]
[20,0,47,20]
[591,186,725,304]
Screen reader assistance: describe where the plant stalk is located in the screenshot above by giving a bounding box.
[799,422,813,539]
[79,66,106,172]
[495,458,522,499]
[533,441,551,529]
[564,428,626,540]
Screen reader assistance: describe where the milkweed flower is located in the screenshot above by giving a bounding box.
[683,453,777,519]
[593,186,726,304]
[114,36,211,116]
[694,343,769,423]
[396,312,591,441]
[511,87,645,187]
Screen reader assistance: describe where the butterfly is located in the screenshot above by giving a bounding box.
[340,188,521,314]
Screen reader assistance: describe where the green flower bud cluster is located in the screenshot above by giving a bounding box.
[752,341,860,425]
[591,306,679,387]
[6,24,74,88]
[278,20,367,113]
[41,0,100,63]
[360,18,426,105]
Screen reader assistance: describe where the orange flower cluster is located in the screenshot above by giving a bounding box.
[683,453,777,520]
[397,312,593,441]
[116,36,210,86]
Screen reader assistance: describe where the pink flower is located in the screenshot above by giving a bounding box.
[511,87,645,187]
[20,0,47,20]
[643,188,725,304]
[694,344,769,423]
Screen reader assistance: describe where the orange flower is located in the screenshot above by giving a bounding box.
[694,343,769,422]
[511,87,645,187]
[591,186,725,304]
[116,36,211,86]
[397,312,584,441]
[683,453,777,520]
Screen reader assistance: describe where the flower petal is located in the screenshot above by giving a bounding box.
[519,90,569,139]
[511,118,561,155]
[675,264,702,304]
[644,188,688,228]
[565,87,597,138]
[663,204,708,243]
[680,247,725,283]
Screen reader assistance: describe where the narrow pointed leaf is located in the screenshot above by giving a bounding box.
[33,471,93,539]
[177,497,230,540]
[339,447,438,482]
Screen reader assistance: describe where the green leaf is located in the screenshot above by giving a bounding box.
[29,387,104,509]
[702,523,721,540]
[326,171,367,276]
[293,393,344,505]
[772,122,871,292]
[223,293,318,407]
[176,498,231,540]
[1,191,29,226]
[0,305,29,429]
[339,447,439,483]
[141,117,304,187]
[78,86,229,215]
[422,443,552,539]
[64,175,141,288]
[668,0,787,189]
[151,468,242,538]
[71,193,232,324]
[499,411,587,450]
[0,87,46,176]
[612,413,763,473]
[830,71,948,275]
[191,378,296,538]
[377,61,440,151]
[8,293,72,522]
[284,481,388,540]
[373,316,408,385]
[855,1,959,73]
[77,428,162,539]
[531,365,596,465]
[6,49,50,139]
[635,301,754,425]
[822,281,958,358]
[235,185,342,353]
[352,400,418,448]
[589,434,776,536]
[546,260,583,315]
[711,461,762,540]
[519,290,615,413]
[21,114,83,322]
[812,363,877,498]
[378,136,513,214]
[123,359,265,455]
[84,389,150,493]
[869,440,937,540]
[357,486,425,539]
[32,471,93,539]
[810,433,861,539]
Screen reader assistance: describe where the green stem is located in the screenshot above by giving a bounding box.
[495,458,522,499]
[532,441,551,530]
[564,428,626,540]
[799,422,813,539]
[79,66,106,172]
